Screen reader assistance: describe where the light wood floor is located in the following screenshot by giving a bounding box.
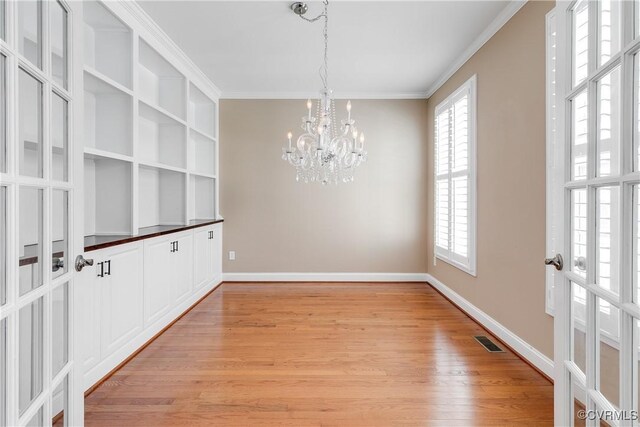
[84,282,554,426]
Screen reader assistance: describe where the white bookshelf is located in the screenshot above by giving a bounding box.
[138,39,186,120]
[83,0,132,89]
[84,71,133,157]
[84,153,133,236]
[138,165,185,229]
[189,175,216,221]
[189,83,216,138]
[189,130,216,176]
[82,1,219,241]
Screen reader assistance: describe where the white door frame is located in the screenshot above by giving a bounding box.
[553,0,640,425]
[0,0,84,425]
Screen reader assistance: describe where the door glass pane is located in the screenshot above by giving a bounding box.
[19,69,43,178]
[52,190,68,279]
[572,189,588,278]
[597,67,621,177]
[597,297,620,408]
[19,187,43,296]
[635,318,640,417]
[52,283,68,377]
[0,318,6,426]
[0,0,5,41]
[18,0,42,69]
[0,54,5,173]
[599,0,622,65]
[636,54,640,172]
[572,377,587,427]
[52,93,68,182]
[573,0,589,86]
[596,186,620,296]
[0,186,5,306]
[19,297,44,415]
[51,1,68,89]
[52,376,68,427]
[572,282,587,373]
[635,185,640,304]
[25,406,43,427]
[572,91,589,180]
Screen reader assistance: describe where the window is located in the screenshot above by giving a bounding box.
[434,75,477,276]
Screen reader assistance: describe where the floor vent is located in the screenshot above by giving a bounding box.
[474,335,504,353]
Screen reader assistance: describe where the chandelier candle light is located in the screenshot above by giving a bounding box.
[282,0,367,184]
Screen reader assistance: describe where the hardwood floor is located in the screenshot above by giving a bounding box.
[84,282,553,426]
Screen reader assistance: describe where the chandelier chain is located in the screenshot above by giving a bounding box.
[296,0,329,91]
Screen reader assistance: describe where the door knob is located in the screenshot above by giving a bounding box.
[52,257,64,272]
[544,254,563,271]
[75,255,94,272]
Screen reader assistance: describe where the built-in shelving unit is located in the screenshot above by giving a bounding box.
[83,0,132,89]
[189,175,216,221]
[82,1,219,243]
[138,39,186,120]
[138,101,186,169]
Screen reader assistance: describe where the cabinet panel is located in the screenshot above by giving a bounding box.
[212,223,223,280]
[101,243,144,357]
[143,236,173,326]
[80,265,101,374]
[173,233,194,304]
[193,227,211,290]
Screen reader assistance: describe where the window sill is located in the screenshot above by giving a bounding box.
[434,254,477,277]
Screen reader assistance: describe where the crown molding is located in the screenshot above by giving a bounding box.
[425,0,528,98]
[221,91,428,100]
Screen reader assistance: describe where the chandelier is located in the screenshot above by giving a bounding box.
[282,0,367,185]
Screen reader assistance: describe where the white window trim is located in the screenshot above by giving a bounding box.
[433,74,477,277]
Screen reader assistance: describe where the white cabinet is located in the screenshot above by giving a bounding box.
[81,242,143,383]
[194,223,223,291]
[143,236,173,326]
[100,243,144,355]
[143,231,193,327]
[173,233,194,304]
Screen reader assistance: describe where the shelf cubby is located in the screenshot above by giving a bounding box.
[189,175,216,221]
[84,153,132,237]
[138,39,186,120]
[189,83,216,138]
[84,71,133,156]
[83,0,132,89]
[189,130,215,176]
[138,165,186,229]
[138,101,186,169]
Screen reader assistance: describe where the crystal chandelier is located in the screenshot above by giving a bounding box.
[282,0,367,185]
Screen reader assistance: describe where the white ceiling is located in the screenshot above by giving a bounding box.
[138,1,513,98]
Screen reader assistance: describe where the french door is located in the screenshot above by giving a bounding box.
[554,0,640,425]
[0,0,84,425]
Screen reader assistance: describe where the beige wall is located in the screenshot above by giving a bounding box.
[220,99,429,273]
[426,0,554,358]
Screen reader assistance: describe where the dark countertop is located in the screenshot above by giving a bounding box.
[84,218,224,252]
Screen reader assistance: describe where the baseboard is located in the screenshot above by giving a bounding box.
[223,272,430,282]
[426,273,554,380]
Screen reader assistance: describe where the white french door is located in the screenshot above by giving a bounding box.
[0,0,83,426]
[554,0,640,425]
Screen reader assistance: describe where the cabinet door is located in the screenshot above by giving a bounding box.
[193,227,211,290]
[173,233,194,304]
[212,223,223,282]
[80,261,101,376]
[101,243,144,357]
[143,236,173,326]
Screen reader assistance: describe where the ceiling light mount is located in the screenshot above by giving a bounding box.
[290,2,309,16]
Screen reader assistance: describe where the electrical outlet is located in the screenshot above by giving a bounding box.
[229,251,236,261]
